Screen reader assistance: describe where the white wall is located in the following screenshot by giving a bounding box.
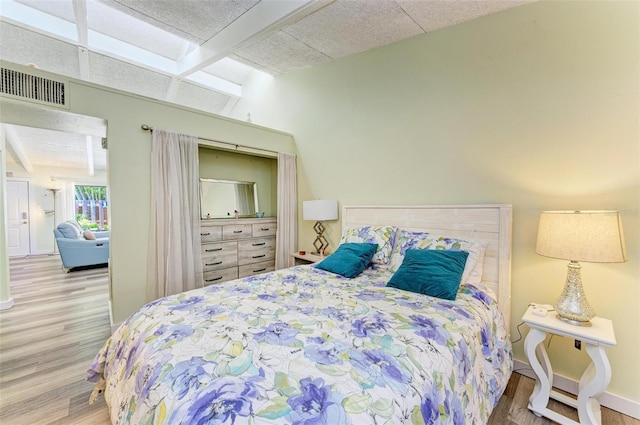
[231,0,640,409]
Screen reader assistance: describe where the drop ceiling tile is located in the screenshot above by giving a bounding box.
[172,81,230,115]
[88,1,191,61]
[283,0,424,59]
[88,52,172,99]
[14,0,75,22]
[99,0,259,43]
[202,58,255,85]
[397,0,534,32]
[234,31,331,75]
[0,22,81,78]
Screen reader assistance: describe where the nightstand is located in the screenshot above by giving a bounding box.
[289,252,323,267]
[522,305,616,425]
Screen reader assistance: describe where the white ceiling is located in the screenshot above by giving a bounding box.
[0,0,532,174]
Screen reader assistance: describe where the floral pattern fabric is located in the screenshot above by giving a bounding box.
[389,230,486,284]
[87,265,512,425]
[339,225,398,264]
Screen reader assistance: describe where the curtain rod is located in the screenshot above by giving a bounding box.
[140,124,278,155]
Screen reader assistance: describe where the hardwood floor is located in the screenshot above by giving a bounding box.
[1,255,637,424]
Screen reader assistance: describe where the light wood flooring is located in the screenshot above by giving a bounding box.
[1,255,637,425]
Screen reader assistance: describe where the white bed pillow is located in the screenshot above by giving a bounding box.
[339,225,398,265]
[389,229,486,285]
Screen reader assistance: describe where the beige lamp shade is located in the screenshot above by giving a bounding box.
[303,200,338,221]
[536,210,627,263]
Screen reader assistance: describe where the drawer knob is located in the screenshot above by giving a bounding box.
[233,230,243,234]
[205,248,223,252]
[206,261,223,266]
[201,232,211,236]
[252,242,266,246]
[252,254,266,259]
[205,276,223,282]
[253,268,267,273]
[260,228,270,231]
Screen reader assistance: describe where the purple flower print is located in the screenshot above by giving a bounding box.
[135,360,163,400]
[170,376,259,424]
[258,292,279,301]
[254,322,299,346]
[320,307,348,322]
[433,302,473,320]
[355,289,386,301]
[409,314,448,346]
[349,349,411,392]
[304,338,347,365]
[166,357,217,400]
[351,314,388,338]
[169,296,205,311]
[287,377,347,425]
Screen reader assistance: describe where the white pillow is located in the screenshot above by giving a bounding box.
[339,225,398,265]
[389,229,486,285]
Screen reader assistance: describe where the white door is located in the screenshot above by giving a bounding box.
[6,180,30,257]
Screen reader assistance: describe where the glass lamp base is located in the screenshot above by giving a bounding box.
[555,313,592,327]
[553,261,595,327]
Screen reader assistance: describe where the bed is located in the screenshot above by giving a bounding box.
[88,204,513,424]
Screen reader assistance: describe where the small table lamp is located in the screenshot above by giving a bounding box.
[536,210,627,326]
[303,200,338,256]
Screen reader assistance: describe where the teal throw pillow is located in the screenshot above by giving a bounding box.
[315,243,378,278]
[387,249,469,300]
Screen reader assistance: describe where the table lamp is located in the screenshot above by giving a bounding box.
[303,199,338,255]
[536,210,627,326]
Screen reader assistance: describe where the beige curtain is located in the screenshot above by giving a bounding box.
[146,129,203,301]
[275,153,297,269]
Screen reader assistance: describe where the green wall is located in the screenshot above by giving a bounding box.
[199,147,277,218]
[0,65,295,325]
[232,1,639,407]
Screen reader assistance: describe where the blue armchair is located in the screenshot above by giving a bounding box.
[54,220,109,272]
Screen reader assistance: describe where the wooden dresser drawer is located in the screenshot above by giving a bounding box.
[203,268,238,285]
[201,241,237,271]
[200,225,222,243]
[223,224,252,240]
[239,260,275,278]
[252,222,277,238]
[238,237,276,266]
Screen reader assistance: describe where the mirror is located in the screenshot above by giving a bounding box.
[200,178,259,219]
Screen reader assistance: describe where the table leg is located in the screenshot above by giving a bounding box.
[525,328,553,414]
[577,344,611,425]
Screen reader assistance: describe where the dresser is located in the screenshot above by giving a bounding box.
[200,218,277,285]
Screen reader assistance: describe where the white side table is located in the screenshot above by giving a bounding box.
[289,252,323,267]
[522,305,616,425]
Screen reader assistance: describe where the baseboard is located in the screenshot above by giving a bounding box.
[0,297,14,310]
[513,359,640,419]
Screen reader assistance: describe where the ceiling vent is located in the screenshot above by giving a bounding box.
[0,67,66,106]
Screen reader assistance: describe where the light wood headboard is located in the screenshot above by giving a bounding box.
[342,204,513,327]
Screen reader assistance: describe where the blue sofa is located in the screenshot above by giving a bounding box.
[54,220,109,271]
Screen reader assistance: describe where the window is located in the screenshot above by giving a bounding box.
[75,185,108,230]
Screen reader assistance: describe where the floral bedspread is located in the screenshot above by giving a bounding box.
[87,265,512,425]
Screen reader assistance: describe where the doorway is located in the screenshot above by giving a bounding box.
[6,180,30,257]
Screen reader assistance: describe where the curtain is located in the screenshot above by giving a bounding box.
[275,153,297,269]
[57,181,75,225]
[146,129,203,301]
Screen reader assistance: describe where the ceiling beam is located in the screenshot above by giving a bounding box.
[86,135,94,176]
[175,0,332,78]
[72,0,90,80]
[4,125,34,173]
